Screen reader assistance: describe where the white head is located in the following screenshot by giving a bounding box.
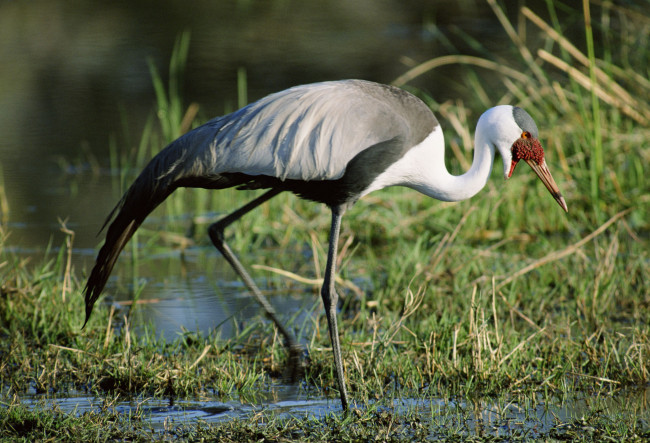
[478,105,568,212]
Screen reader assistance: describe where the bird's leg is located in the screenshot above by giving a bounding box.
[207,188,304,381]
[322,206,350,411]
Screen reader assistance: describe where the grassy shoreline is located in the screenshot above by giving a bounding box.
[2,2,649,441]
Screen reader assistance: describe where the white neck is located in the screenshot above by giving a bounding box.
[361,125,498,202]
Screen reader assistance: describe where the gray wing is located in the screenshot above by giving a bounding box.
[176,80,435,182]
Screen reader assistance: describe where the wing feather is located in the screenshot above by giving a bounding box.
[177,80,431,181]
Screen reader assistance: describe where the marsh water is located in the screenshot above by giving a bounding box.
[2,0,647,435]
[20,386,650,438]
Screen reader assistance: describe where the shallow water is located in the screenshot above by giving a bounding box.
[20,384,334,429]
[115,262,322,342]
[19,385,649,437]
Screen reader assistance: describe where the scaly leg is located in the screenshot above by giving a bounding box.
[208,188,303,380]
[321,206,350,410]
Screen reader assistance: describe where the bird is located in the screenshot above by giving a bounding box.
[83,79,568,411]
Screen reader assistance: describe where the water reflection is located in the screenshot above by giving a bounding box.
[109,246,322,342]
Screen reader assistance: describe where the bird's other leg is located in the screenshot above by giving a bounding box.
[322,206,350,411]
[207,188,303,381]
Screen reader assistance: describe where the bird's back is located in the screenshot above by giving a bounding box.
[165,80,437,185]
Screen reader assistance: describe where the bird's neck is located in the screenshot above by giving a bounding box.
[403,126,496,202]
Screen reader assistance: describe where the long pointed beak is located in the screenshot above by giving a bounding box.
[525,159,569,212]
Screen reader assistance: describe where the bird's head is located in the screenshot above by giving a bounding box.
[479,105,568,212]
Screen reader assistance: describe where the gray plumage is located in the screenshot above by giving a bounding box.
[84,78,566,412]
[159,80,436,183]
[84,79,438,352]
[512,106,538,138]
[84,80,440,412]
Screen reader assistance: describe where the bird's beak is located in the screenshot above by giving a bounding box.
[525,159,568,212]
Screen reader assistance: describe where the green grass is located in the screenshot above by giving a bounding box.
[1,1,649,441]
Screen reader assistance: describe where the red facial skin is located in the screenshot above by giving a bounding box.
[508,132,545,178]
[506,131,568,212]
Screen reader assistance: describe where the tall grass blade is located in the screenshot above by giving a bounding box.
[583,0,603,213]
[237,66,248,108]
[148,30,192,144]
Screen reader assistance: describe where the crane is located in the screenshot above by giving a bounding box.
[84,79,568,411]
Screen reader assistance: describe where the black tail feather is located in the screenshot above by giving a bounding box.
[83,155,179,327]
[82,123,257,327]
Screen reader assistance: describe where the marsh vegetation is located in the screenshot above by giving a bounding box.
[1,1,649,441]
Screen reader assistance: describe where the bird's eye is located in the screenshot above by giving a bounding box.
[521,131,530,139]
